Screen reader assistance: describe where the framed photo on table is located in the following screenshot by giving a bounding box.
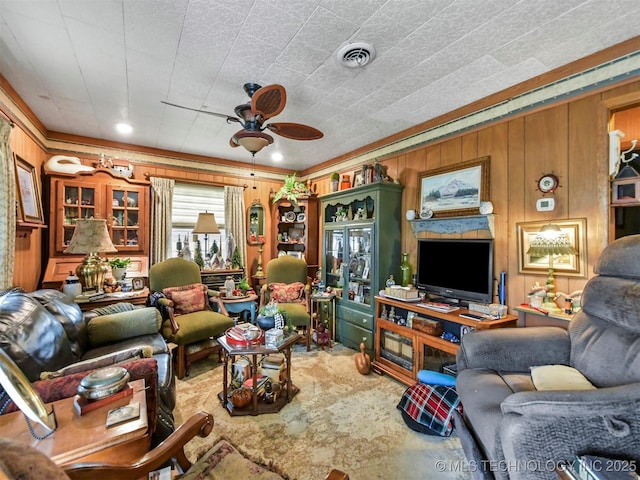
[418,156,490,218]
[14,154,44,224]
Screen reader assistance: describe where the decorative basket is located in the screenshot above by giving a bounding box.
[412,317,444,337]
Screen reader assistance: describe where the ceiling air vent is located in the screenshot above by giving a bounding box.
[337,42,376,68]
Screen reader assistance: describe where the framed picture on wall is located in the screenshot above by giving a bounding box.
[418,156,490,218]
[14,154,44,224]
[516,218,587,277]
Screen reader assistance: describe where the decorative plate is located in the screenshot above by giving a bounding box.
[420,209,433,219]
[296,213,306,222]
[284,211,296,222]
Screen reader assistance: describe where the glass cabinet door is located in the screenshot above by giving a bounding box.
[346,226,373,306]
[107,187,141,250]
[324,229,345,291]
[60,183,97,251]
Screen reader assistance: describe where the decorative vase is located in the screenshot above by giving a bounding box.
[111,267,127,282]
[400,252,412,287]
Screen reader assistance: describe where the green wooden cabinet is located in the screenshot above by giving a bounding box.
[319,182,403,354]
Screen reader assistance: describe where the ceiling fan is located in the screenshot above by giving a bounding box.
[161,83,323,156]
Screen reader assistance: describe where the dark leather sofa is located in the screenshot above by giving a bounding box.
[0,288,176,445]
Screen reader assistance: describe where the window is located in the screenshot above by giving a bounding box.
[171,183,226,261]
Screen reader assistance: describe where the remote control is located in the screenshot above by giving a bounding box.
[459,313,485,321]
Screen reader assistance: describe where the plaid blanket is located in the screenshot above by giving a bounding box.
[397,383,462,436]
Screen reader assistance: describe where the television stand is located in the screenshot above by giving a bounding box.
[373,295,517,386]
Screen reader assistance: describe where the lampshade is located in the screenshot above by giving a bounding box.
[64,218,118,254]
[192,212,220,234]
[64,218,117,294]
[231,130,274,154]
[527,224,578,257]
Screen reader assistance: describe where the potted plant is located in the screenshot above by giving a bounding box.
[330,172,340,192]
[109,257,131,282]
[273,174,310,205]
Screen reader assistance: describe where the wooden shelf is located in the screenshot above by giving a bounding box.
[409,214,495,237]
[16,222,47,237]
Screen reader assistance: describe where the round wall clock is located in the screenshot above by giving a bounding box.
[536,173,559,194]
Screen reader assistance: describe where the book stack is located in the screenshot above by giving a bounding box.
[261,355,285,383]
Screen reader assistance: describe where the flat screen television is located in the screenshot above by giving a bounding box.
[416,238,494,305]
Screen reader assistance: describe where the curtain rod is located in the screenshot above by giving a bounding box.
[0,108,15,127]
[143,171,248,189]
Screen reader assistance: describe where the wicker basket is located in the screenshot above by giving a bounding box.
[412,317,443,336]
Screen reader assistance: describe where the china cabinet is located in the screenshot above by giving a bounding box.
[42,169,150,289]
[319,182,403,355]
[270,195,318,274]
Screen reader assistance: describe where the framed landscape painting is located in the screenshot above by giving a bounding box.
[418,156,490,218]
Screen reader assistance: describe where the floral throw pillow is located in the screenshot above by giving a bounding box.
[269,282,305,303]
[162,283,208,315]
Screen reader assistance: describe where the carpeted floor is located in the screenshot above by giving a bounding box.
[174,342,472,480]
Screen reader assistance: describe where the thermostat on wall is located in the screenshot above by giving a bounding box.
[536,197,556,211]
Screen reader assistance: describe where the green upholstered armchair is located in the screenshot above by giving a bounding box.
[260,256,312,351]
[148,257,234,379]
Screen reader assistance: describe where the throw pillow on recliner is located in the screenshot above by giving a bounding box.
[87,307,162,347]
[269,282,305,303]
[162,283,208,314]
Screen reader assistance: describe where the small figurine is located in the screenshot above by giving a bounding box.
[355,342,371,375]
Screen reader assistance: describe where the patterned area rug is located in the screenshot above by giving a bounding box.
[174,343,471,480]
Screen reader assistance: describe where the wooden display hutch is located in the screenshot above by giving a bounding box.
[373,296,517,386]
[42,168,151,289]
[319,182,403,356]
[270,194,318,274]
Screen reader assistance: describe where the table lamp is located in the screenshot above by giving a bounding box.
[527,223,578,312]
[64,218,118,293]
[192,211,220,260]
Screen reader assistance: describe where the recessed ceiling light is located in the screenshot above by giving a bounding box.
[271,152,283,162]
[116,123,133,134]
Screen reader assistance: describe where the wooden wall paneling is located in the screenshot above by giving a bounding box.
[478,124,509,303]
[507,117,527,308]
[522,105,572,298]
[461,131,479,163]
[10,125,47,291]
[439,136,463,168]
[568,95,605,289]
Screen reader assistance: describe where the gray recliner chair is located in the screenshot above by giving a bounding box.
[455,234,640,480]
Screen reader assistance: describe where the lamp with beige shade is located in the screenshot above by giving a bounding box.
[64,218,117,293]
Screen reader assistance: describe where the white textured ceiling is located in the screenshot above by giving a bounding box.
[1,0,639,171]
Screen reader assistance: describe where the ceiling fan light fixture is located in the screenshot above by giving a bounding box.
[232,130,274,154]
[337,42,376,68]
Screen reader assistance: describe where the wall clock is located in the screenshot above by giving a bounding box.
[536,173,559,195]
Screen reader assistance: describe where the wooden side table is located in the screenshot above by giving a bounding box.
[311,293,336,346]
[0,379,149,467]
[75,288,149,312]
[514,305,573,329]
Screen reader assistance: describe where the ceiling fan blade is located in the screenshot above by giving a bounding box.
[161,100,240,123]
[251,84,286,120]
[266,122,324,140]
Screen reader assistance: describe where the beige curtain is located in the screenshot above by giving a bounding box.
[149,177,174,266]
[224,186,246,268]
[0,118,16,289]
